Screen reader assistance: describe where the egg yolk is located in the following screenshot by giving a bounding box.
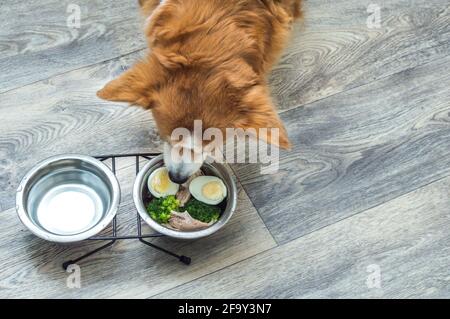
[151,169,171,194]
[201,181,223,200]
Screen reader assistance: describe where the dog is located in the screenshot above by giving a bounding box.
[97,0,302,183]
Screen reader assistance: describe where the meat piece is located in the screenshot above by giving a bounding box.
[176,188,191,207]
[169,211,213,231]
[176,170,203,206]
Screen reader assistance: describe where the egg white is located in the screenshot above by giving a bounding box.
[189,176,227,205]
[147,167,180,198]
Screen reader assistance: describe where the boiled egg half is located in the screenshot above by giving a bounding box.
[189,176,227,205]
[148,167,180,198]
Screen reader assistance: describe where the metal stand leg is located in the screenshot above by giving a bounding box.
[61,153,192,271]
[62,239,190,270]
[62,240,116,270]
[139,238,191,265]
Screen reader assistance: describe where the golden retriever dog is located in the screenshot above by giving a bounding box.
[98,0,302,183]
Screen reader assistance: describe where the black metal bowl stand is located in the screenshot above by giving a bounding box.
[62,152,191,270]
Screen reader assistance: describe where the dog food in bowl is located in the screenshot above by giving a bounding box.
[133,155,237,240]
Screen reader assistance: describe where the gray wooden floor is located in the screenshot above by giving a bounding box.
[0,0,449,298]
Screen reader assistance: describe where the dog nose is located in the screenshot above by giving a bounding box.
[169,171,189,185]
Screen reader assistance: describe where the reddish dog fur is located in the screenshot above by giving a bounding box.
[98,0,302,149]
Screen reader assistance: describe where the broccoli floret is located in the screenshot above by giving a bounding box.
[146,195,180,224]
[147,196,221,225]
[184,198,221,223]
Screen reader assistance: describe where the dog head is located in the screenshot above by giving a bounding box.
[97,0,291,183]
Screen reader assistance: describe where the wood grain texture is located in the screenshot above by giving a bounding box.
[1,0,448,212]
[0,0,146,93]
[1,0,449,299]
[270,0,450,111]
[1,0,448,106]
[155,175,450,299]
[232,55,450,244]
[0,161,276,298]
[0,50,155,211]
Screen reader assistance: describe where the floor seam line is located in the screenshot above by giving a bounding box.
[276,44,450,116]
[276,171,450,246]
[147,243,277,299]
[228,165,279,245]
[148,172,450,298]
[0,48,147,96]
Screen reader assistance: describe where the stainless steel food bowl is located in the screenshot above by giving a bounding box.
[16,155,121,243]
[133,155,237,240]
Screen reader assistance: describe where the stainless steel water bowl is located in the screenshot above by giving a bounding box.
[16,155,120,243]
[133,155,237,240]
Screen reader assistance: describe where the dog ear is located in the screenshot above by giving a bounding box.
[139,0,161,16]
[97,61,155,108]
[235,85,292,150]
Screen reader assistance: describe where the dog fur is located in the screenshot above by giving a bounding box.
[97,0,302,181]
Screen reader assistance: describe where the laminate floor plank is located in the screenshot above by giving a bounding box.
[155,175,450,299]
[232,55,450,244]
